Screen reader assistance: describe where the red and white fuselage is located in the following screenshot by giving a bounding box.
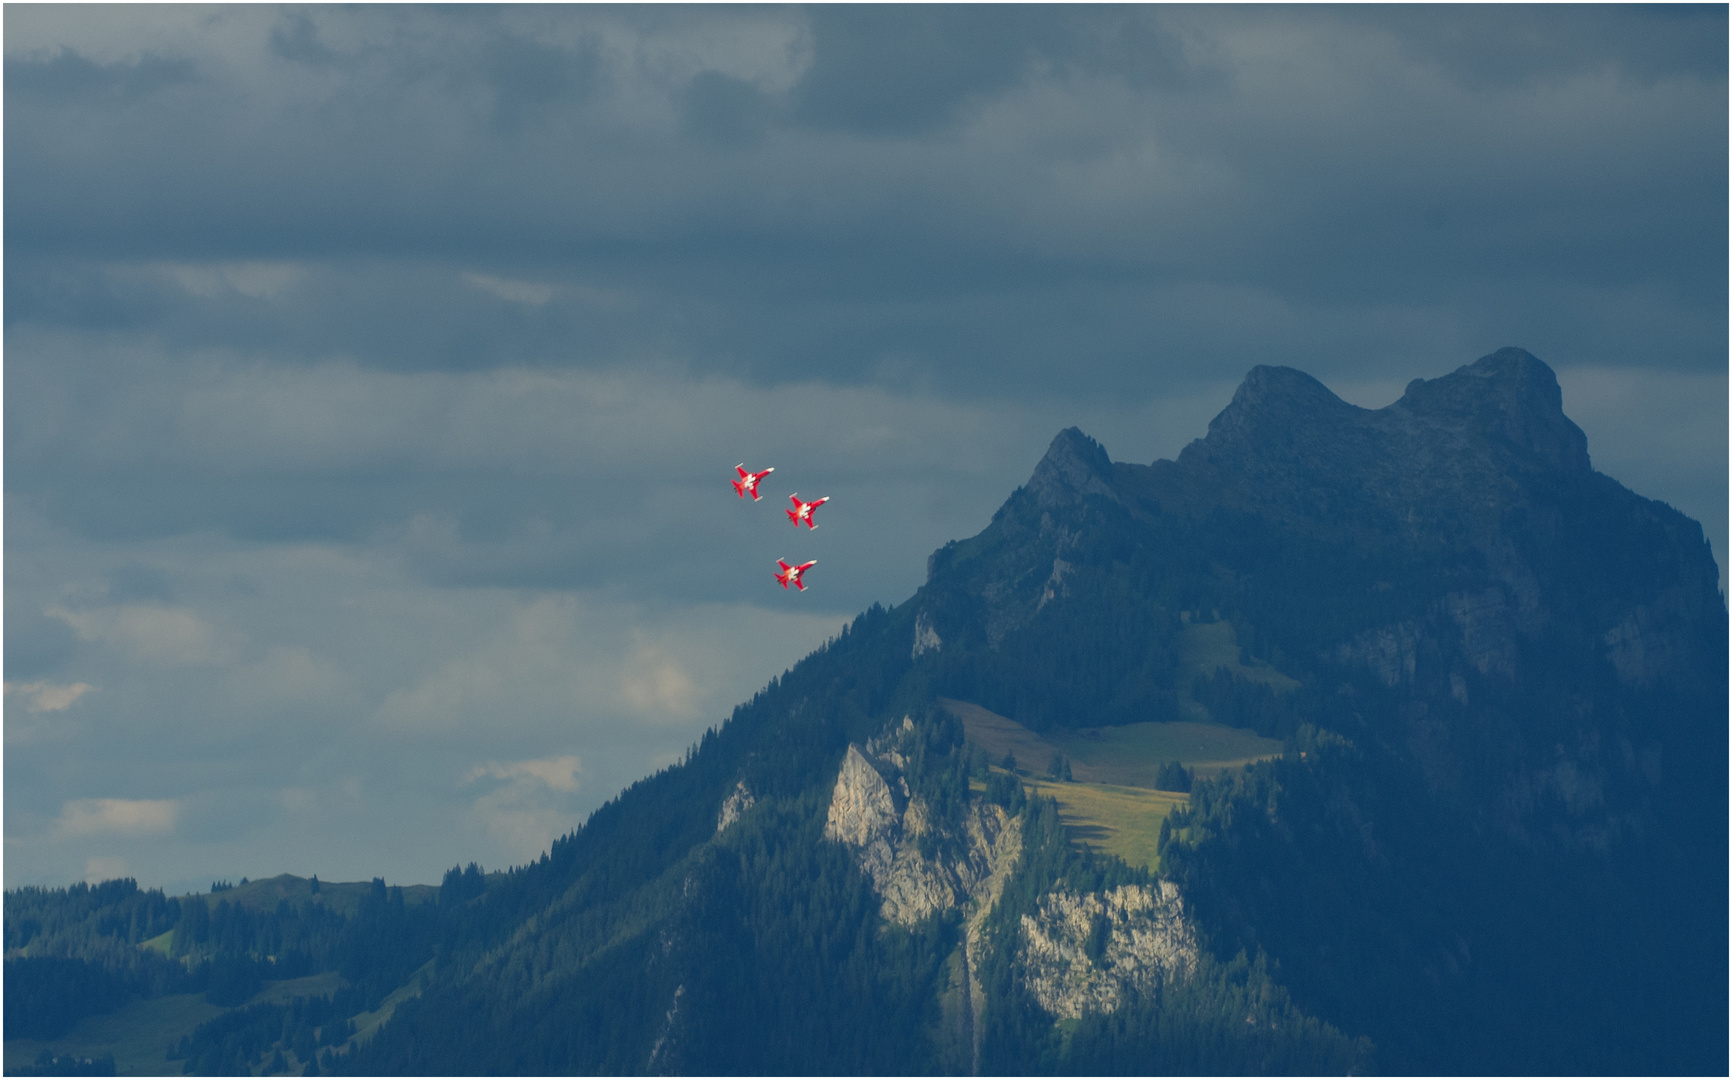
[786,494,830,528]
[774,558,816,591]
[732,463,774,500]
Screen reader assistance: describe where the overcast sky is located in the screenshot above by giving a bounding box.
[5,4,1725,895]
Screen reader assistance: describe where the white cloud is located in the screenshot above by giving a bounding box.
[45,603,227,664]
[55,798,180,838]
[463,272,557,307]
[223,645,351,708]
[4,680,95,712]
[367,593,842,741]
[84,856,130,884]
[155,261,306,300]
[464,755,585,864]
[279,787,319,813]
[619,642,700,721]
[469,790,571,867]
[371,595,593,734]
[464,755,582,793]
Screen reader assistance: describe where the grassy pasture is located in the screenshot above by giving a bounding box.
[139,929,173,957]
[1177,617,1300,722]
[1180,618,1300,692]
[3,971,349,1076]
[943,696,1284,873]
[941,698,1076,775]
[1018,775,1187,873]
[1050,721,1284,786]
[339,960,431,1052]
[5,989,227,1076]
[940,697,1283,787]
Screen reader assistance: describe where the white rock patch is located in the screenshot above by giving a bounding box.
[1020,882,1199,1019]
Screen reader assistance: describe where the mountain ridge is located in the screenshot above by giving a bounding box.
[8,347,1724,1076]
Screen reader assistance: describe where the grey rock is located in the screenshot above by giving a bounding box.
[715,780,755,834]
[912,611,943,659]
[823,744,1022,927]
[1019,882,1199,1019]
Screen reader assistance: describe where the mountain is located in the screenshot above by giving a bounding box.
[6,348,1724,1076]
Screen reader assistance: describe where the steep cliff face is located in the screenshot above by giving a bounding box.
[714,780,754,834]
[822,739,1020,927]
[1019,882,1199,1019]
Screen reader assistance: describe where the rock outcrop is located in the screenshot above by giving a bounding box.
[1019,882,1199,1019]
[823,742,1020,926]
[912,611,943,659]
[822,726,1026,1074]
[715,780,754,834]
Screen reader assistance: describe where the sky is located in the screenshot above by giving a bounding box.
[5,4,1725,896]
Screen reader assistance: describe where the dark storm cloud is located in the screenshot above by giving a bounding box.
[1348,4,1729,88]
[8,5,1721,385]
[681,70,774,149]
[2,606,82,680]
[4,45,200,104]
[6,3,1723,575]
[790,5,1056,133]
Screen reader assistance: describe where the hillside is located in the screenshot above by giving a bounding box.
[6,348,1724,1076]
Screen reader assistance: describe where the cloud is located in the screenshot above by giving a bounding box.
[370,594,595,735]
[84,856,130,884]
[5,8,1719,380]
[468,790,571,868]
[366,592,845,740]
[4,680,95,712]
[155,261,306,300]
[463,272,556,306]
[55,798,180,838]
[10,343,1024,481]
[619,642,699,721]
[464,754,584,865]
[222,646,352,711]
[3,5,1721,895]
[44,603,227,664]
[464,754,582,793]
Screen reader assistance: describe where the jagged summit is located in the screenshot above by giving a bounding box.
[1025,426,1117,510]
[1201,364,1362,451]
[1393,346,1590,473]
[1019,349,1588,525]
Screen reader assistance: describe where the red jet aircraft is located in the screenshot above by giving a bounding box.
[774,558,817,591]
[786,494,830,529]
[732,463,775,500]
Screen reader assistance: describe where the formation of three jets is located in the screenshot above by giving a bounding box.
[732,464,828,591]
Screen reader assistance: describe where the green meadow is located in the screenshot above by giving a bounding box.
[3,971,345,1077]
[940,697,1283,786]
[1018,775,1188,873]
[942,696,1284,872]
[1049,720,1284,787]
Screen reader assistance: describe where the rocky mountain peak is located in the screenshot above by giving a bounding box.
[1025,426,1118,509]
[1173,364,1364,480]
[1212,365,1357,432]
[1206,364,1360,446]
[1394,347,1590,474]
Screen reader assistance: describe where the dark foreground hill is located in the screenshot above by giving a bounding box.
[6,348,1725,1075]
